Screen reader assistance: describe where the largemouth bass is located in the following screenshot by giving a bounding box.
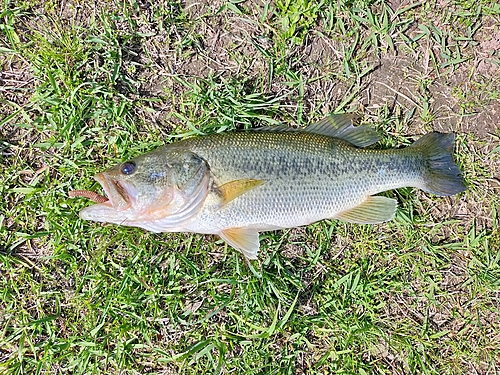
[71,114,466,259]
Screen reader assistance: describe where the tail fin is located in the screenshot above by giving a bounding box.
[410,132,466,196]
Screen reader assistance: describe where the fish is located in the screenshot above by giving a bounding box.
[71,114,466,259]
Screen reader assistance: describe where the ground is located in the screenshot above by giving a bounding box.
[0,0,499,374]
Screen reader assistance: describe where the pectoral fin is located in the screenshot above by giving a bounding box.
[334,196,397,224]
[218,178,265,206]
[220,227,261,260]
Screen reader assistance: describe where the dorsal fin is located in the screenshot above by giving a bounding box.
[305,114,381,147]
[305,113,354,135]
[251,114,381,147]
[251,125,295,132]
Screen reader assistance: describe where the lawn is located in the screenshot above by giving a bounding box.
[1,0,499,374]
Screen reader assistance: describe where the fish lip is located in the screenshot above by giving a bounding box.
[94,172,131,210]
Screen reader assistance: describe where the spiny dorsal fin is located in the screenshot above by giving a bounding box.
[334,195,397,224]
[218,178,265,206]
[305,114,381,147]
[252,125,292,132]
[220,227,260,260]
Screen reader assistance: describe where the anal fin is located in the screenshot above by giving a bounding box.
[334,196,397,224]
[220,227,260,260]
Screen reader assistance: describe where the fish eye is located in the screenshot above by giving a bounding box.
[120,161,136,175]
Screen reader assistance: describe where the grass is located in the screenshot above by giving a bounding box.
[1,0,499,374]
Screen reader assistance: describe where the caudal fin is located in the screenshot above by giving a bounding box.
[410,132,466,196]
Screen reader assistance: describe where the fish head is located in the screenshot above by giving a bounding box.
[79,146,210,231]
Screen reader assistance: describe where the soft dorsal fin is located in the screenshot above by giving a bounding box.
[305,113,354,135]
[220,227,260,260]
[218,178,265,206]
[305,114,381,147]
[333,195,397,224]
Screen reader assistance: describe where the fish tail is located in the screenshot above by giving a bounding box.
[410,132,466,196]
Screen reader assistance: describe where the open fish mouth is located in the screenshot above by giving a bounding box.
[69,173,134,210]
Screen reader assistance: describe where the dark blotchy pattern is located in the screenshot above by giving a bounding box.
[179,131,424,230]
